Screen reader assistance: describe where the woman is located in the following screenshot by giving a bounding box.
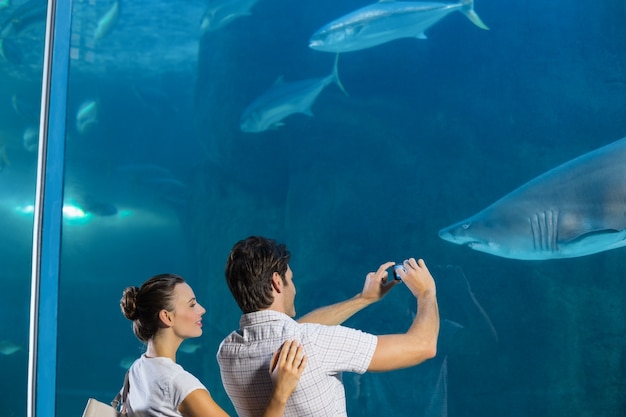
[120,273,306,417]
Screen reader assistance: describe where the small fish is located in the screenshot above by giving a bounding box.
[119,356,135,370]
[179,341,202,354]
[240,54,346,133]
[76,99,98,133]
[0,340,22,356]
[0,0,47,38]
[309,0,488,53]
[200,0,259,32]
[74,194,118,216]
[22,125,38,152]
[94,0,120,42]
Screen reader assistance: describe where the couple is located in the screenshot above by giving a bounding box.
[120,236,440,416]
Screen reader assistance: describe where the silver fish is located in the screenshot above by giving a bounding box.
[22,125,38,152]
[200,0,259,32]
[0,340,22,355]
[309,0,488,53]
[179,341,202,354]
[439,137,626,260]
[76,99,98,133]
[119,356,136,370]
[0,0,46,38]
[240,54,345,133]
[94,0,120,41]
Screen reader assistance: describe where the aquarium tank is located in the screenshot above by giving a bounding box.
[1,0,625,416]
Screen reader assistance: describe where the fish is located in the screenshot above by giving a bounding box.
[0,340,22,355]
[309,0,488,53]
[72,194,118,216]
[438,137,626,260]
[200,0,260,32]
[22,125,38,152]
[119,356,136,370]
[240,54,346,133]
[179,341,202,354]
[76,99,98,133]
[94,0,120,42]
[0,0,47,38]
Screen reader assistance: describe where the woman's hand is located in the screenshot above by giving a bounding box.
[269,340,307,404]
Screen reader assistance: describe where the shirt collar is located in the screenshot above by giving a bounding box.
[239,309,294,328]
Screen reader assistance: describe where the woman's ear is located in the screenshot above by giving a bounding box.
[159,309,173,326]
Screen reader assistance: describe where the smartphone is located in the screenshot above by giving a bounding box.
[391,264,405,281]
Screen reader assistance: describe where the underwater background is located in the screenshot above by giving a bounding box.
[1,0,625,416]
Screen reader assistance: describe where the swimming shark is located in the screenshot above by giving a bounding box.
[309,0,488,53]
[438,137,626,260]
[240,54,345,133]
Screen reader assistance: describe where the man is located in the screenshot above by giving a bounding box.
[217,236,440,417]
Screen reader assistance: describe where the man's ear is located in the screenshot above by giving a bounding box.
[271,272,283,293]
[159,309,173,326]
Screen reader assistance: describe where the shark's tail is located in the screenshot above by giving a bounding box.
[331,53,348,96]
[460,0,489,30]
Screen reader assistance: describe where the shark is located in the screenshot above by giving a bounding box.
[438,137,626,260]
[309,0,488,53]
[240,54,345,133]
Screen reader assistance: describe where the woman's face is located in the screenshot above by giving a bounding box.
[170,282,206,340]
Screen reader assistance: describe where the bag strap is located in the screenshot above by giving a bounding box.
[111,371,130,413]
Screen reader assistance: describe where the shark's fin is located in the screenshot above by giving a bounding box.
[416,32,427,39]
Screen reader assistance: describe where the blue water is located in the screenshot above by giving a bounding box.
[1,0,625,416]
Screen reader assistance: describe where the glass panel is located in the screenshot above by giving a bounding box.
[56,0,207,415]
[57,0,626,416]
[0,0,47,416]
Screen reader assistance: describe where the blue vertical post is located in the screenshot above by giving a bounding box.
[28,1,73,417]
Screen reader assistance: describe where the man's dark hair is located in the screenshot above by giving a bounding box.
[225,236,291,313]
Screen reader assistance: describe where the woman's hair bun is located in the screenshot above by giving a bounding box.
[120,286,140,321]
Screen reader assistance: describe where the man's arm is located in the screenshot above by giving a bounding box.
[297,262,398,325]
[368,258,440,371]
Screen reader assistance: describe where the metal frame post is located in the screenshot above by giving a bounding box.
[28,1,73,416]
